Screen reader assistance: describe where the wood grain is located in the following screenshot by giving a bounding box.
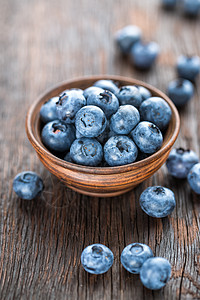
[0,0,200,299]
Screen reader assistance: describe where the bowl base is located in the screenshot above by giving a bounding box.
[68,186,135,198]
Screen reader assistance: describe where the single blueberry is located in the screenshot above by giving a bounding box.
[140,257,171,290]
[131,121,163,154]
[166,148,199,178]
[56,89,86,124]
[104,135,138,167]
[93,80,119,95]
[87,90,119,118]
[81,244,114,274]
[135,85,152,102]
[110,105,140,135]
[139,97,172,131]
[187,163,200,194]
[83,86,104,99]
[176,55,200,81]
[161,0,177,9]
[167,78,194,107]
[63,152,74,163]
[117,86,142,108]
[40,97,59,123]
[182,0,200,17]
[75,105,107,138]
[121,243,153,274]
[70,138,103,166]
[13,171,44,200]
[41,120,75,152]
[139,186,176,218]
[130,41,160,70]
[115,25,142,54]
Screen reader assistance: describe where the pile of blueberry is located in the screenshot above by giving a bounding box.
[81,242,171,290]
[39,79,172,167]
[161,0,200,17]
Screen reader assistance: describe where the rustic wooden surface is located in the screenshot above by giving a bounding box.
[0,0,200,299]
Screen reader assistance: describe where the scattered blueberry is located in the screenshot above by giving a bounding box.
[139,186,176,218]
[166,148,199,178]
[140,257,171,290]
[121,243,153,274]
[182,0,200,17]
[161,0,177,9]
[93,80,119,95]
[41,120,75,152]
[70,138,103,166]
[117,85,142,108]
[187,163,200,194]
[83,86,104,99]
[13,171,44,200]
[131,121,163,154]
[40,97,59,123]
[136,85,152,102]
[115,25,142,54]
[81,244,114,274]
[104,135,138,166]
[176,55,200,81]
[167,78,194,107]
[139,97,172,131]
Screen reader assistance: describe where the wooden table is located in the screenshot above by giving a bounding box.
[0,0,200,299]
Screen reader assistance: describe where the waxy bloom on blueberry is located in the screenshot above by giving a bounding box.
[115,25,142,54]
[93,80,119,95]
[177,55,200,81]
[167,78,194,107]
[40,97,59,123]
[187,163,200,194]
[117,85,142,109]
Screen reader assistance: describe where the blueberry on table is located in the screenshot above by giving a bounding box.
[161,0,177,9]
[104,135,138,167]
[121,243,153,274]
[110,105,140,135]
[176,55,200,81]
[40,97,59,123]
[140,257,171,290]
[166,148,199,178]
[70,138,103,166]
[75,105,107,138]
[41,120,75,152]
[139,186,176,218]
[167,78,194,107]
[117,85,142,108]
[130,41,160,70]
[187,163,200,194]
[13,171,44,200]
[93,79,119,95]
[131,121,163,154]
[81,244,114,274]
[56,89,86,124]
[139,97,172,131]
[87,90,119,118]
[182,0,200,17]
[135,85,152,102]
[114,25,142,55]
[83,86,104,99]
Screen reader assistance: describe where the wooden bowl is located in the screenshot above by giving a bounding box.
[26,75,180,198]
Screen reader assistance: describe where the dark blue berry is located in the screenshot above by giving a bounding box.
[182,0,200,17]
[167,78,194,107]
[83,86,104,99]
[176,55,200,81]
[93,80,119,95]
[187,163,200,194]
[115,25,142,54]
[117,86,142,108]
[161,0,177,9]
[63,152,74,163]
[40,97,59,123]
[136,85,152,102]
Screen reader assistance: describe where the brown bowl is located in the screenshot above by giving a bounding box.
[26,75,180,198]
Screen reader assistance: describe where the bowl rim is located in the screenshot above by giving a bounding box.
[26,74,180,175]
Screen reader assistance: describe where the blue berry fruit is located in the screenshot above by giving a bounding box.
[182,0,200,17]
[70,138,103,166]
[104,135,138,167]
[139,186,176,218]
[115,25,142,55]
[121,243,153,274]
[131,121,163,154]
[64,152,74,163]
[161,0,177,9]
[40,97,59,123]
[167,78,194,107]
[187,163,200,194]
[136,85,152,102]
[140,97,172,131]
[140,257,171,290]
[13,171,44,200]
[117,86,142,108]
[166,148,199,178]
[81,244,114,274]
[176,55,200,81]
[41,120,75,152]
[93,80,119,95]
[83,86,104,99]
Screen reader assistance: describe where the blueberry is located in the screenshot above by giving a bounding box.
[63,152,74,163]
[117,86,142,108]
[130,41,160,70]
[70,138,103,166]
[139,97,172,131]
[176,55,200,81]
[75,105,107,138]
[93,80,119,95]
[56,89,86,124]
[81,244,114,274]
[166,148,199,178]
[187,163,200,194]
[110,105,140,135]
[140,257,171,290]
[139,186,176,218]
[41,120,75,152]
[104,135,138,167]
[161,0,177,9]
[13,171,44,200]
[136,85,152,102]
[167,78,194,107]
[182,0,200,17]
[83,86,104,99]
[115,25,142,54]
[121,243,153,274]
[96,120,110,144]
[131,121,163,154]
[40,97,59,123]
[87,90,119,118]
